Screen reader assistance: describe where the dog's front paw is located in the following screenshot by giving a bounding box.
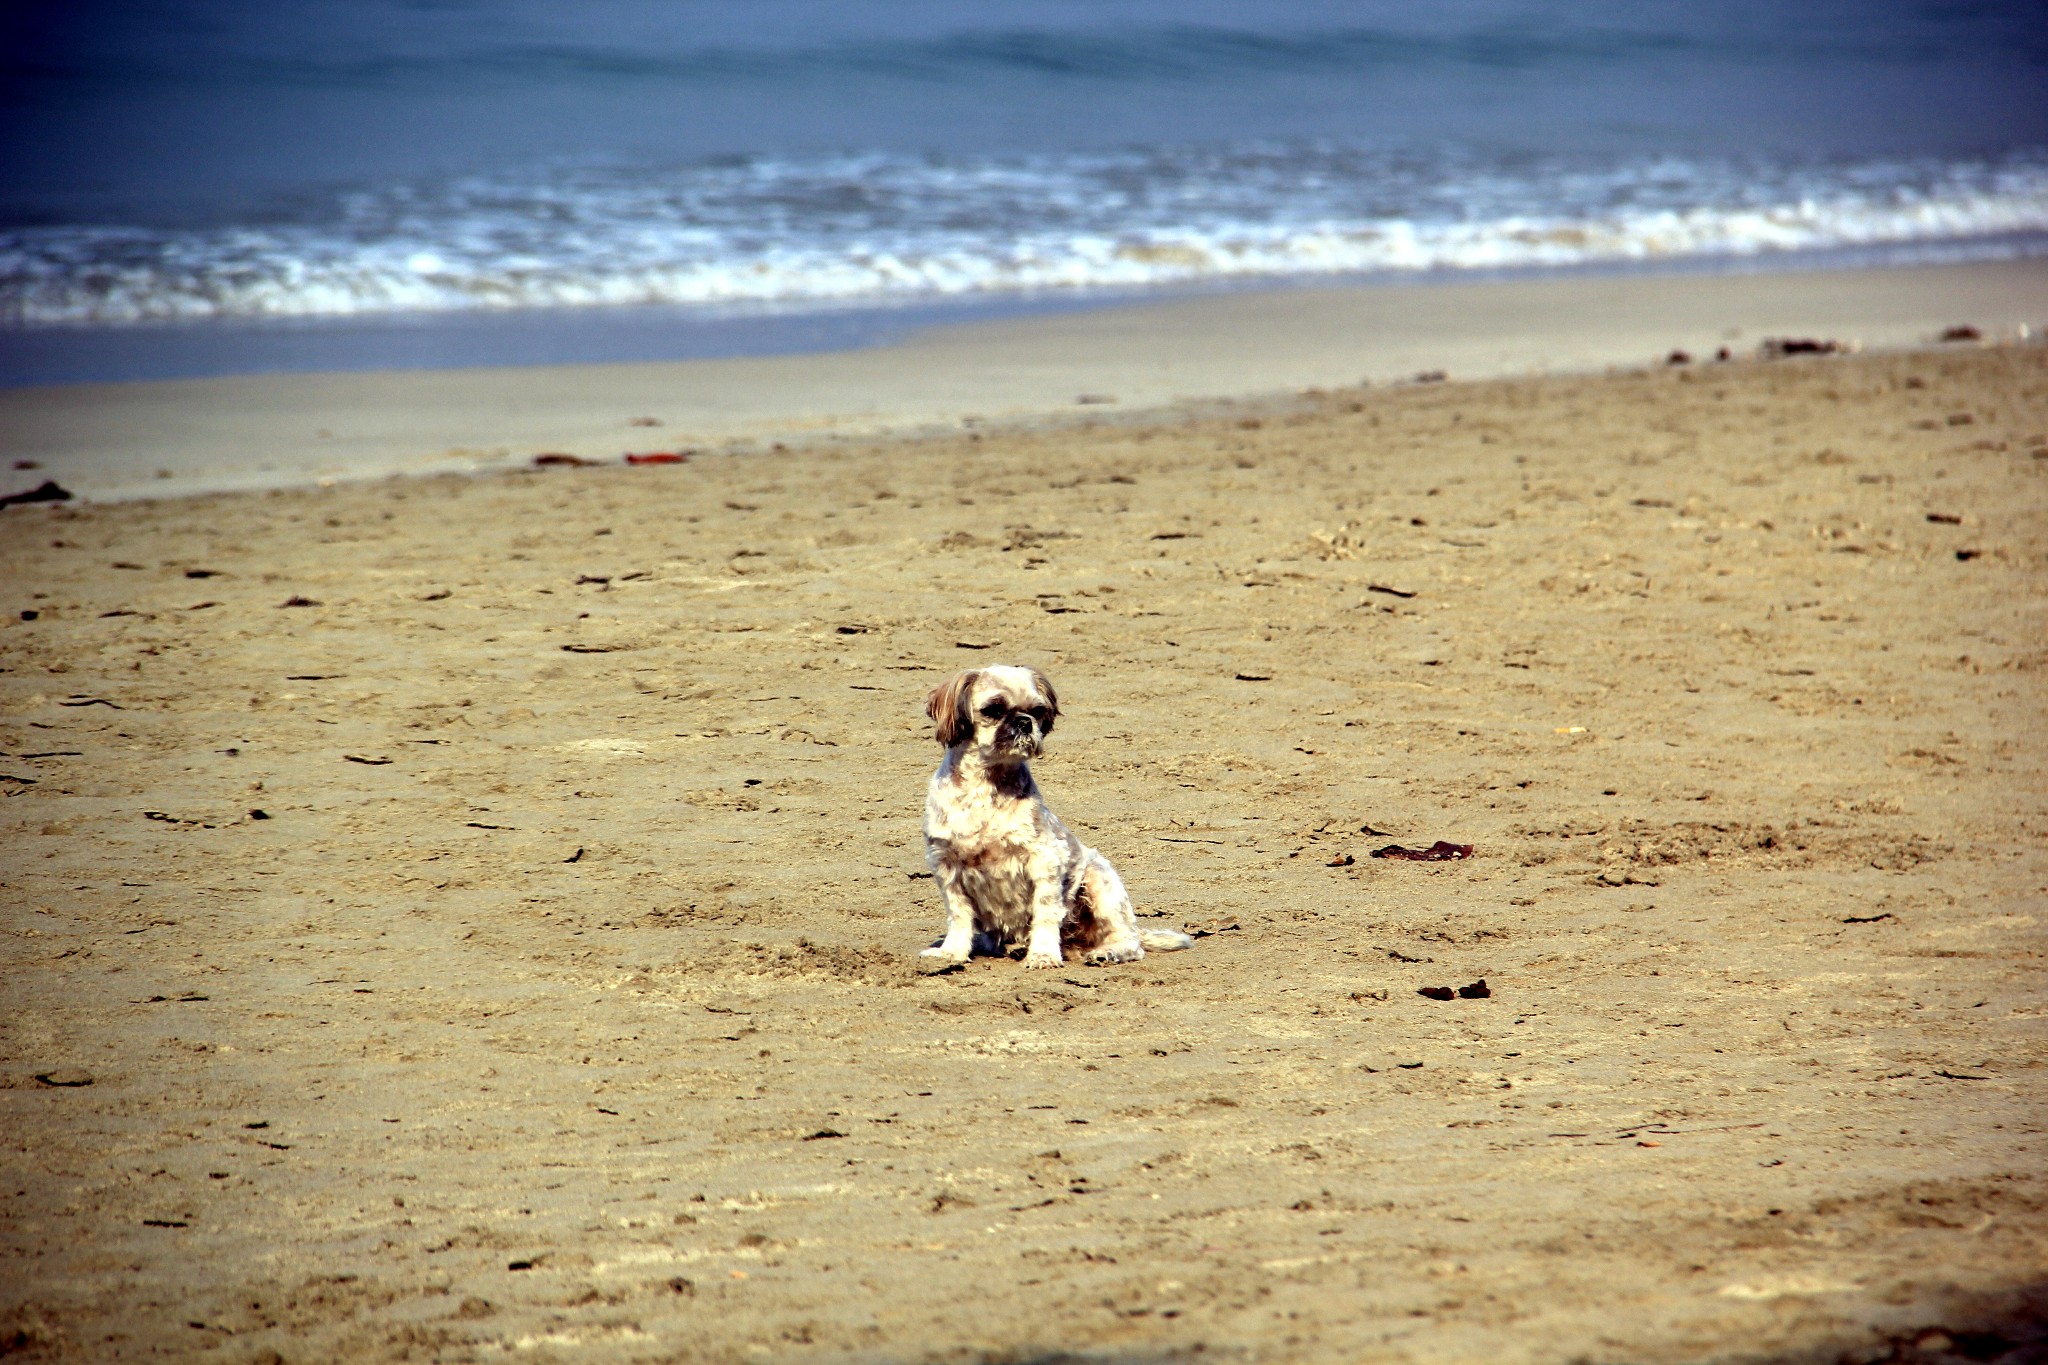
[1021,949,1064,970]
[1083,940,1144,966]
[920,944,969,962]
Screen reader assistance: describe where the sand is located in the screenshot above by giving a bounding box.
[1,295,2046,1363]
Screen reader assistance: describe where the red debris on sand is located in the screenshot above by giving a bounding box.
[1417,986,1455,1001]
[1371,841,1473,861]
[625,452,688,465]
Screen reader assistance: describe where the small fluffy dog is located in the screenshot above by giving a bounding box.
[919,665,1192,969]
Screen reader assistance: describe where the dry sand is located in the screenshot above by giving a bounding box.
[2,320,2046,1363]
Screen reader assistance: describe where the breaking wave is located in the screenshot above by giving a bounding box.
[4,144,2044,326]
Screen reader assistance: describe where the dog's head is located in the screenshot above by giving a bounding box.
[926,664,1059,760]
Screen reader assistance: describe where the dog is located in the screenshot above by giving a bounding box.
[919,665,1192,969]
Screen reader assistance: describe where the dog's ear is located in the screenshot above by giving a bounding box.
[1028,669,1059,735]
[926,670,980,747]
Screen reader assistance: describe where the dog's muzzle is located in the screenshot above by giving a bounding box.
[997,712,1041,754]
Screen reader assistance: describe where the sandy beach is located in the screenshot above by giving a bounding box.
[2,267,2046,1363]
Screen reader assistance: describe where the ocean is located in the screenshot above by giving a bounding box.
[2,0,2044,386]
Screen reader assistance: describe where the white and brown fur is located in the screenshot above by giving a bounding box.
[920,665,1192,969]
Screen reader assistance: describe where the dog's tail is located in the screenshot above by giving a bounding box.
[1140,928,1195,953]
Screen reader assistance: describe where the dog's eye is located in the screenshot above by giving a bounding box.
[979,701,1008,720]
[1027,707,1051,725]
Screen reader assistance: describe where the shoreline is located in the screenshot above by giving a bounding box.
[6,237,2042,392]
[2,257,2045,504]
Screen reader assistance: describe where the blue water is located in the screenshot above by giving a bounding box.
[1,1,2044,385]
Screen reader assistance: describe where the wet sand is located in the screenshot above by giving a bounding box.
[3,258,2046,502]
[1,307,2046,1361]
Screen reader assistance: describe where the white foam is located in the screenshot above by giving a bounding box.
[3,146,2044,325]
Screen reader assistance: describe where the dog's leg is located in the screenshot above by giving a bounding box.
[1077,866,1144,965]
[1022,875,1066,969]
[1080,849,1193,955]
[1078,854,1145,965]
[920,864,976,965]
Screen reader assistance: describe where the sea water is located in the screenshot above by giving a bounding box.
[2,0,2044,385]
